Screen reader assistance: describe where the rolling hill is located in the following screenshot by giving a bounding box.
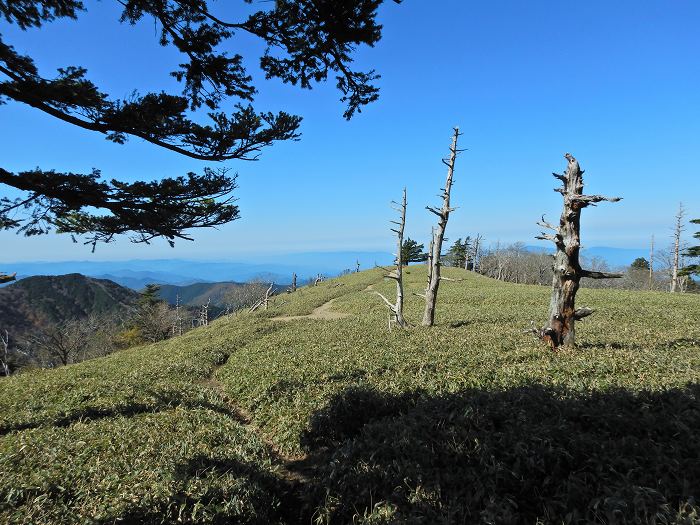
[0,273,138,340]
[157,281,289,309]
[0,268,699,523]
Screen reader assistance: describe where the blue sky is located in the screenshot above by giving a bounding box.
[1,0,698,262]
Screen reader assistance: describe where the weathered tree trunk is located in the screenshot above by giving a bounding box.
[670,203,685,293]
[375,188,407,328]
[173,294,183,336]
[263,284,273,310]
[291,273,297,292]
[423,127,461,326]
[649,234,654,290]
[199,298,210,326]
[535,153,621,349]
[472,234,482,272]
[1,330,10,376]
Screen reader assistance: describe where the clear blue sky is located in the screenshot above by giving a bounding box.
[1,1,698,262]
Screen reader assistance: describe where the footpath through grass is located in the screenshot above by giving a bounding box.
[1,267,699,523]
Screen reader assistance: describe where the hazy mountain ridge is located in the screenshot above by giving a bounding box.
[0,248,649,289]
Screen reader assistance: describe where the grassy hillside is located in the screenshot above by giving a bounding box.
[1,268,699,524]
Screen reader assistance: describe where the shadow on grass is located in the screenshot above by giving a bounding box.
[0,389,243,435]
[577,338,700,353]
[93,454,305,525]
[302,384,700,524]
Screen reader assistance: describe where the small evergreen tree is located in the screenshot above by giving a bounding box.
[631,257,650,271]
[128,284,175,344]
[138,284,163,308]
[444,237,471,268]
[681,219,700,277]
[401,238,428,264]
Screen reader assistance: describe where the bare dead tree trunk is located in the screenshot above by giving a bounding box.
[356,259,360,273]
[472,234,482,272]
[1,330,10,377]
[291,273,297,292]
[422,127,462,326]
[670,203,685,293]
[649,234,654,290]
[199,298,210,326]
[173,294,183,336]
[375,188,407,328]
[263,283,274,310]
[535,153,622,349]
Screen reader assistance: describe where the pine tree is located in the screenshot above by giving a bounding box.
[0,1,399,249]
[681,219,700,277]
[401,238,428,264]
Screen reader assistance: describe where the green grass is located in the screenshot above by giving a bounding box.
[1,267,699,523]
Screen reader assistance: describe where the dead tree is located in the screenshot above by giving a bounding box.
[199,299,210,326]
[172,294,183,336]
[1,330,10,376]
[264,283,274,310]
[291,273,297,292]
[249,283,275,312]
[375,188,407,328]
[0,272,16,284]
[670,203,686,293]
[534,153,622,349]
[356,259,361,273]
[649,234,655,290]
[472,234,483,272]
[422,127,462,326]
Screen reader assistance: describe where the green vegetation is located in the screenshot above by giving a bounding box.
[1,268,699,523]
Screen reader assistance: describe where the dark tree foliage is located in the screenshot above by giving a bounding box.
[681,218,700,277]
[0,167,238,246]
[0,0,398,247]
[630,257,650,271]
[401,238,427,264]
[444,237,471,268]
[138,284,163,307]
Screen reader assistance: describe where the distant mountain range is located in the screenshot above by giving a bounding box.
[0,247,652,291]
[0,274,138,341]
[1,252,394,289]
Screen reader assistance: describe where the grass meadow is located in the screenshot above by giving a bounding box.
[1,267,699,523]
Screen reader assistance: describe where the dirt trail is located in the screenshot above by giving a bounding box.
[201,354,316,522]
[270,299,350,322]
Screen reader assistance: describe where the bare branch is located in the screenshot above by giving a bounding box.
[581,269,623,279]
[425,206,443,218]
[572,194,622,207]
[573,307,595,320]
[537,215,558,231]
[374,291,395,310]
[552,172,567,184]
[535,233,559,243]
